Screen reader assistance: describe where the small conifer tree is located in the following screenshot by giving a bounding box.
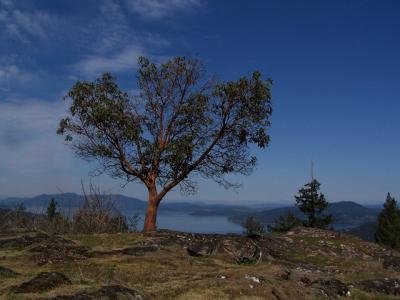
[295,179,332,229]
[375,193,400,249]
[47,198,58,222]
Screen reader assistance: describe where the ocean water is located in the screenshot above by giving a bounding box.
[131,211,244,234]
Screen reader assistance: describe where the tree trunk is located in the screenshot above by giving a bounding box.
[143,187,159,232]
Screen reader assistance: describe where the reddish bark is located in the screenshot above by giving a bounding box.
[143,187,159,232]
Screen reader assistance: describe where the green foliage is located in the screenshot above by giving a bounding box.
[375,193,400,249]
[241,216,265,238]
[57,56,273,200]
[46,198,58,221]
[268,211,302,233]
[295,179,332,229]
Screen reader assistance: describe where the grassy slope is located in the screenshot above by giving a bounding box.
[0,229,399,300]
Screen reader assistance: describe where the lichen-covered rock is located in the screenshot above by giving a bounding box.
[187,239,218,256]
[94,245,159,257]
[0,233,72,249]
[318,279,351,298]
[29,243,91,265]
[357,278,400,295]
[220,238,261,262]
[383,256,400,271]
[13,272,71,293]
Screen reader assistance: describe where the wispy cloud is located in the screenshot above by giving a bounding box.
[126,0,200,19]
[0,0,55,41]
[69,0,170,79]
[0,97,86,196]
[0,98,69,173]
[0,55,45,93]
[0,65,34,93]
[71,44,145,78]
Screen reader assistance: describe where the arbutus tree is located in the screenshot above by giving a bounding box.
[57,56,273,231]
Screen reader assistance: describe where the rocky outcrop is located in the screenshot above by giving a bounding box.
[298,277,350,299]
[2,228,400,299]
[93,245,159,257]
[0,233,72,249]
[13,272,71,293]
[29,243,91,265]
[318,279,351,298]
[356,278,400,295]
[383,255,400,271]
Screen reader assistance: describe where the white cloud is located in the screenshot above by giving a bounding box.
[0,62,37,92]
[126,0,200,19]
[0,0,54,41]
[0,98,88,196]
[70,0,152,78]
[89,0,133,53]
[71,44,145,78]
[0,64,20,82]
[0,97,148,198]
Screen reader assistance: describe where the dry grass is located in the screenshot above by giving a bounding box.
[1,231,399,299]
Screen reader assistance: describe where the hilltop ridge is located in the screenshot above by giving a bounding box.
[0,227,399,299]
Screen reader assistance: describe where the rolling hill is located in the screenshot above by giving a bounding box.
[228,201,381,228]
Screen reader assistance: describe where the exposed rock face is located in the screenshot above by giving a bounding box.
[0,233,72,249]
[94,245,159,257]
[283,227,392,260]
[13,272,71,293]
[298,278,350,298]
[187,239,218,256]
[220,237,262,262]
[318,279,351,298]
[185,235,264,262]
[142,227,396,265]
[37,285,147,300]
[29,243,91,265]
[383,255,400,271]
[357,278,400,295]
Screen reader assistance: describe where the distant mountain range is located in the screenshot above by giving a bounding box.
[0,193,382,241]
[0,193,256,215]
[0,193,147,212]
[228,201,381,227]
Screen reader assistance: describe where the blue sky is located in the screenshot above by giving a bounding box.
[0,0,399,204]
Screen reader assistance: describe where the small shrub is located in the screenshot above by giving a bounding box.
[0,184,139,235]
[268,211,303,233]
[241,216,265,238]
[0,204,36,231]
[72,183,129,234]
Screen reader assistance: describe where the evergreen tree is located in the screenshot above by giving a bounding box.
[295,179,332,229]
[47,198,58,221]
[375,193,400,249]
[268,211,302,233]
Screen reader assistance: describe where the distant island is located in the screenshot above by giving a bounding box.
[0,193,380,241]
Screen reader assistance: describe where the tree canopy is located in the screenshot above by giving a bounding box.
[295,179,332,229]
[57,56,273,231]
[375,192,400,249]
